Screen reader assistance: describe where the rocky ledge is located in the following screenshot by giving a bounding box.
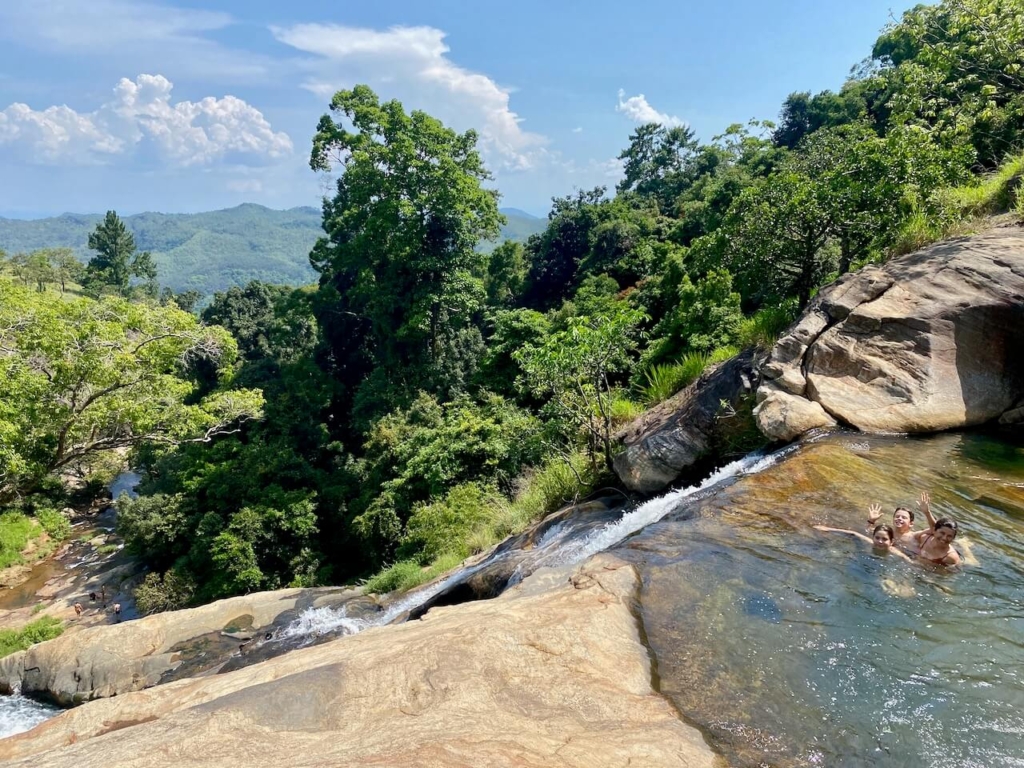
[0,555,719,768]
[755,224,1024,441]
[613,224,1024,495]
[0,586,368,706]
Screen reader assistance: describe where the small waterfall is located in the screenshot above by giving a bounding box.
[521,449,787,572]
[278,557,502,641]
[0,693,60,739]
[278,448,789,644]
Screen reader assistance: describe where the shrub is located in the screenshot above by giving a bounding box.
[399,483,495,564]
[0,617,63,659]
[0,512,36,569]
[134,568,197,615]
[607,390,644,425]
[35,507,71,541]
[737,302,798,349]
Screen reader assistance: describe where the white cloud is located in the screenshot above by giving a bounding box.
[615,89,686,128]
[272,24,548,171]
[0,75,293,166]
[0,1,270,81]
[572,126,584,134]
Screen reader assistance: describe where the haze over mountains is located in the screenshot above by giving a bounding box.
[0,205,546,296]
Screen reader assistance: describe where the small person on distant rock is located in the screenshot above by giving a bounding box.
[89,592,97,602]
[73,602,83,617]
[113,603,122,621]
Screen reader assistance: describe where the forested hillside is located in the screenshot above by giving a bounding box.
[0,205,545,295]
[2,0,1022,611]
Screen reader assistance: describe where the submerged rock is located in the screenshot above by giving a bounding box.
[756,224,1024,439]
[0,555,719,768]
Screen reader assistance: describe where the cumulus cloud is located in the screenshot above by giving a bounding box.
[0,74,293,166]
[272,24,547,171]
[615,89,686,128]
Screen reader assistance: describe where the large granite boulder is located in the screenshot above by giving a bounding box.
[0,555,719,768]
[756,225,1024,439]
[614,349,763,493]
[0,586,365,706]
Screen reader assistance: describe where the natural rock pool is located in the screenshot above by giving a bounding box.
[619,432,1024,767]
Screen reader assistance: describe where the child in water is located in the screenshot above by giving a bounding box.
[866,491,963,567]
[867,491,936,553]
[812,523,914,563]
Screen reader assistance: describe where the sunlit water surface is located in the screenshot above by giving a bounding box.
[618,432,1024,767]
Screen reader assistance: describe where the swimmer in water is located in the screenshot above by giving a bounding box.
[912,518,962,567]
[867,491,937,553]
[813,523,914,563]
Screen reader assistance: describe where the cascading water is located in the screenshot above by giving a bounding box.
[0,692,59,739]
[277,448,790,642]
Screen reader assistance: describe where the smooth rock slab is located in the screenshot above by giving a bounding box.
[0,556,720,768]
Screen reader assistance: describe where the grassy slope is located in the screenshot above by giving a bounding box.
[0,205,548,295]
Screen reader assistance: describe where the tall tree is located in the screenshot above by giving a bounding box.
[0,281,264,502]
[309,85,502,429]
[47,248,84,294]
[85,211,158,297]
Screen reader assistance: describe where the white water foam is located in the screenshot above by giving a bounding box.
[277,604,369,640]
[0,694,59,739]
[537,450,785,569]
[280,448,789,643]
[279,558,498,641]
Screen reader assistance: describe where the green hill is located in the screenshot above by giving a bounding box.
[0,204,547,295]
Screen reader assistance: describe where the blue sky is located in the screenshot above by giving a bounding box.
[0,0,919,218]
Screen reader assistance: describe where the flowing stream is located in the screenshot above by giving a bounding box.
[0,471,140,739]
[4,437,1023,767]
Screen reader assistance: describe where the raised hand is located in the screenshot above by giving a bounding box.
[868,503,883,523]
[918,490,936,528]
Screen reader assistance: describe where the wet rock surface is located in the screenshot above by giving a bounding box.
[613,349,763,493]
[0,586,365,706]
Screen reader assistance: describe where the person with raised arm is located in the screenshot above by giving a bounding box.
[813,523,915,562]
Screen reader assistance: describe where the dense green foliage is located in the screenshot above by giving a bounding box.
[0,616,63,659]
[0,279,264,502]
[4,0,1023,605]
[0,205,545,297]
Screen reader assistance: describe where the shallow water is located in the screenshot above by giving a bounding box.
[620,432,1024,767]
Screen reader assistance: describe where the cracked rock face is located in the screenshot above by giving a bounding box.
[755,225,1024,440]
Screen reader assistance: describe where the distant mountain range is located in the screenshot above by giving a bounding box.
[0,204,547,295]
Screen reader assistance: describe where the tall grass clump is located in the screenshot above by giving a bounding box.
[362,552,464,595]
[938,151,1024,217]
[0,512,37,569]
[0,616,63,659]
[738,302,798,349]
